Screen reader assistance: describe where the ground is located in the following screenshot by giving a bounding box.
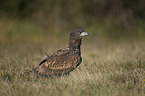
[0,20,144,96]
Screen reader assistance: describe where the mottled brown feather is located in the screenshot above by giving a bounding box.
[28,29,88,77]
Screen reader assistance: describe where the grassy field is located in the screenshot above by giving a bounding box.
[0,20,144,96]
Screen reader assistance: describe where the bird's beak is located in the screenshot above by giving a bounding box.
[80,32,89,37]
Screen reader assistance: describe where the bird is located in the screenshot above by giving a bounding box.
[26,29,89,78]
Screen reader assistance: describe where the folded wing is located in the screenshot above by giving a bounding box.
[32,50,82,77]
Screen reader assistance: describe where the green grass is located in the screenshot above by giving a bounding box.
[0,41,144,96]
[0,20,144,96]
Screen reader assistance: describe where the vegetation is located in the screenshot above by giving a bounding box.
[0,38,144,96]
[0,0,145,96]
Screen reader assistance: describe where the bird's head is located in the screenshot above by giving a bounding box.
[70,29,89,39]
[69,29,88,50]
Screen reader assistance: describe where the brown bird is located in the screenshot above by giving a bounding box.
[27,29,88,77]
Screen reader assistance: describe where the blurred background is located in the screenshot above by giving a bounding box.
[0,0,145,46]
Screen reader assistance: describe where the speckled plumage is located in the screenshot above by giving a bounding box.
[28,29,88,77]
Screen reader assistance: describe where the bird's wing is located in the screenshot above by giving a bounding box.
[48,52,81,70]
[32,50,81,76]
[38,48,70,66]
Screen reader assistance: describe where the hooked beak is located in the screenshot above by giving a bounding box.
[80,32,89,37]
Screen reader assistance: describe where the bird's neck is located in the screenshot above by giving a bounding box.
[68,38,82,53]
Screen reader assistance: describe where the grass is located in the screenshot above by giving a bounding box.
[0,20,145,96]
